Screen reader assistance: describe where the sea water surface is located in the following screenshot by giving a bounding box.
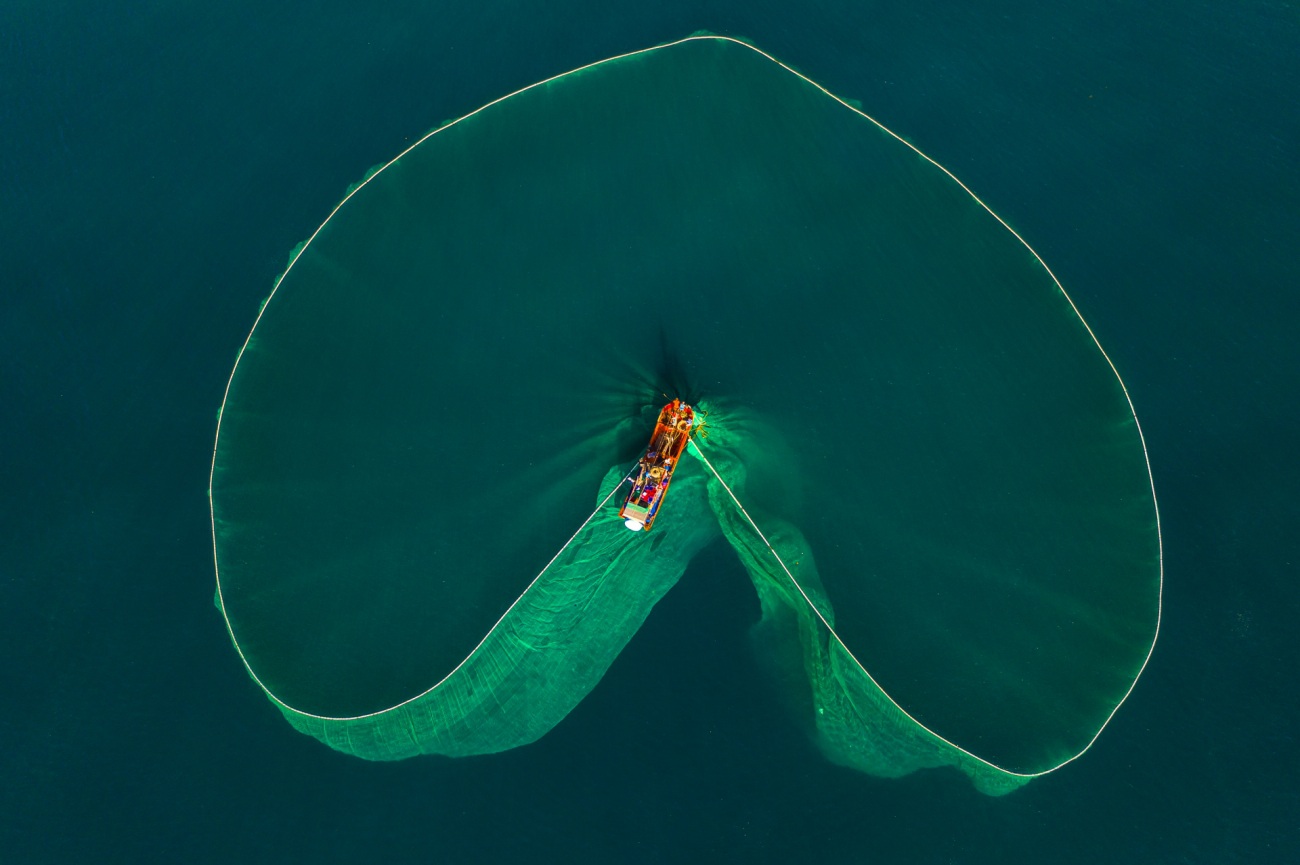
[2,1,1296,862]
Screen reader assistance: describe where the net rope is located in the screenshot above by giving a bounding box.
[689,437,1097,780]
[208,33,1162,774]
[213,464,639,722]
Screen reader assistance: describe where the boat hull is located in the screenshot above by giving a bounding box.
[619,400,695,531]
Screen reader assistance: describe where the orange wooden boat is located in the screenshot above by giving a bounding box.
[619,399,695,531]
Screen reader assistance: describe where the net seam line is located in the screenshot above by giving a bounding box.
[209,34,1162,760]
[688,436,1149,779]
[214,466,635,723]
[713,35,1164,782]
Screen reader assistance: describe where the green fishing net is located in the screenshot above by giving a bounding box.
[210,35,1160,792]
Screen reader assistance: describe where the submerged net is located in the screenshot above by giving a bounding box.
[282,463,719,759]
[210,35,1160,791]
[689,419,1034,796]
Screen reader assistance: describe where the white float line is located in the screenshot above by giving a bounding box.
[214,466,636,722]
[209,34,1161,751]
[690,40,1165,780]
[689,436,1145,780]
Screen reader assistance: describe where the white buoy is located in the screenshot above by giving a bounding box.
[624,518,645,532]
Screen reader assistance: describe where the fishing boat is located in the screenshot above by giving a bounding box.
[620,399,695,531]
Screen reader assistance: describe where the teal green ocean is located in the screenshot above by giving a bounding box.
[2,2,1296,862]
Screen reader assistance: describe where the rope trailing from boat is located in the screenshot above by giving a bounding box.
[685,439,808,597]
[536,464,639,573]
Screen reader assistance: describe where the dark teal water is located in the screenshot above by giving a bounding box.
[3,1,1296,862]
